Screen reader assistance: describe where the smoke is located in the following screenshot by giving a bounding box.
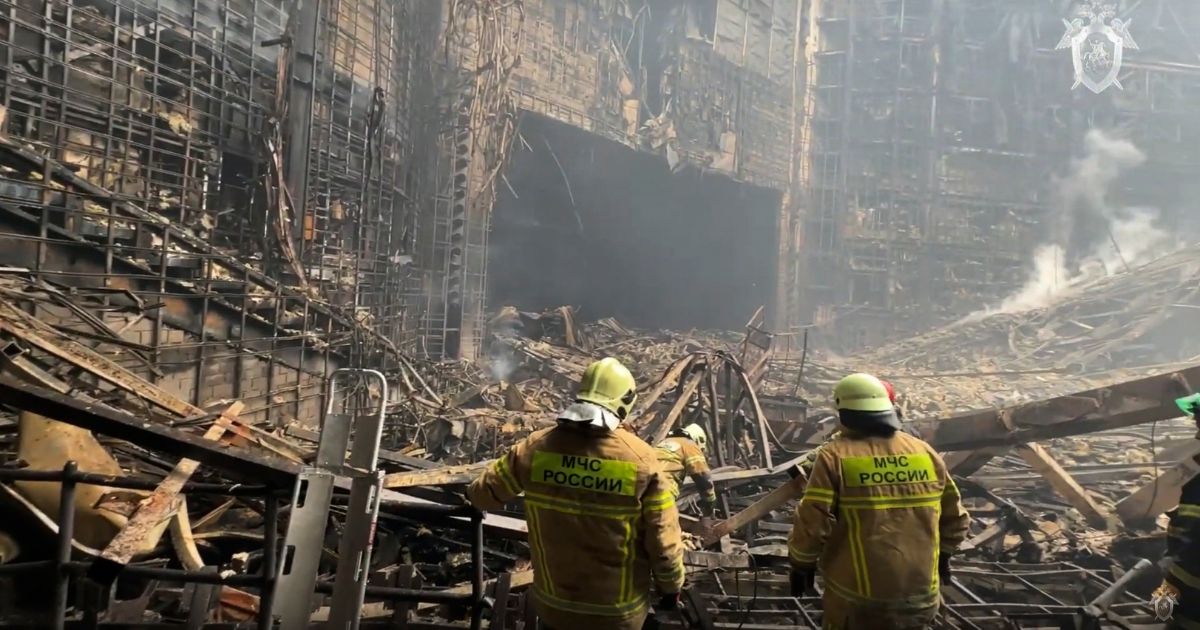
[1093,207,1169,272]
[1053,129,1146,244]
[487,353,517,383]
[483,306,524,383]
[977,130,1173,317]
[995,244,1067,313]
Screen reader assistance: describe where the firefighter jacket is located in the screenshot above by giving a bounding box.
[799,421,912,478]
[1164,454,1200,629]
[655,437,717,516]
[798,430,838,477]
[788,429,970,614]
[468,423,686,630]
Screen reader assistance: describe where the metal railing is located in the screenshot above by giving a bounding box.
[0,462,487,629]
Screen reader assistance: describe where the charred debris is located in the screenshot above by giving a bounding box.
[1,0,1200,627]
[0,284,1195,627]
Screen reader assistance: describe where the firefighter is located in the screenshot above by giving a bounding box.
[656,423,718,529]
[1151,393,1200,629]
[788,373,970,630]
[467,357,685,630]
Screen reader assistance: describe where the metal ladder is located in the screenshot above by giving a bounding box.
[268,369,388,630]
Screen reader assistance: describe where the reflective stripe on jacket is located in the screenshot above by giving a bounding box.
[1165,464,1200,629]
[468,424,685,630]
[788,430,970,612]
[655,437,717,510]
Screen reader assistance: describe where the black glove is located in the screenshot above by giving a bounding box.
[938,554,953,585]
[657,592,680,612]
[790,567,816,597]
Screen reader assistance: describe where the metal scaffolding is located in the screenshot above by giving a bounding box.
[0,0,438,423]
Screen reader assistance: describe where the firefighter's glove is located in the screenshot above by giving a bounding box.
[1151,580,1180,621]
[657,592,681,612]
[938,554,953,585]
[790,567,816,597]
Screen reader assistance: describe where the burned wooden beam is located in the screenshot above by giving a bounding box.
[630,355,697,430]
[914,365,1200,451]
[1014,442,1112,530]
[0,305,198,417]
[650,370,705,444]
[382,461,491,489]
[703,465,805,546]
[91,402,247,582]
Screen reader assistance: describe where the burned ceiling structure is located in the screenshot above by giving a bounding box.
[1,0,1200,628]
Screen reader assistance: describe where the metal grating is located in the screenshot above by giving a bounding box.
[0,0,438,424]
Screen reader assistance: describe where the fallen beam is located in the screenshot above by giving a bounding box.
[961,518,1009,553]
[632,356,697,430]
[382,461,492,489]
[0,306,197,417]
[0,377,529,537]
[372,487,527,538]
[703,466,806,546]
[914,366,1200,451]
[92,402,246,581]
[650,370,706,444]
[416,570,534,611]
[685,550,752,569]
[1015,443,1111,530]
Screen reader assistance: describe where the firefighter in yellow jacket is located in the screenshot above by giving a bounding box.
[788,373,970,630]
[468,358,685,630]
[1150,393,1200,629]
[656,424,717,525]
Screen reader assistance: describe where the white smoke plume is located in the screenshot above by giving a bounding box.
[975,130,1174,317]
[995,244,1067,313]
[1055,129,1146,236]
[487,354,517,383]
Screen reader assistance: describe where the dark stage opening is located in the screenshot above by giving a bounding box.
[489,114,781,331]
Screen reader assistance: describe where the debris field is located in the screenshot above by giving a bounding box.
[0,255,1195,627]
[1,0,1199,627]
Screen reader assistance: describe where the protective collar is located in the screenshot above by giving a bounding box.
[839,409,901,436]
[557,401,621,432]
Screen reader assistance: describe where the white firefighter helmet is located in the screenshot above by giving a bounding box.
[681,423,708,451]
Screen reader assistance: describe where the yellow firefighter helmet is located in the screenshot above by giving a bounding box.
[833,373,893,413]
[576,357,638,419]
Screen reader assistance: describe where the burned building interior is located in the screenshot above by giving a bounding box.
[0,0,1199,627]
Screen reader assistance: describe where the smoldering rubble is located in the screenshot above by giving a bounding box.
[0,246,1196,626]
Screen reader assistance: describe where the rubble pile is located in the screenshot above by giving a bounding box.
[0,274,499,624]
[768,246,1200,419]
[412,305,748,463]
[468,290,1195,627]
[0,267,1191,627]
